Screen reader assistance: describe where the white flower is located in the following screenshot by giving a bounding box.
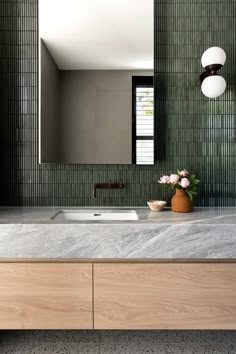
[158,175,170,184]
[169,174,179,184]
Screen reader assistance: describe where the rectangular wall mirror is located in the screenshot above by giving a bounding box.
[39,0,154,164]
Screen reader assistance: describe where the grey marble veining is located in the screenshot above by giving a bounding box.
[0,207,235,259]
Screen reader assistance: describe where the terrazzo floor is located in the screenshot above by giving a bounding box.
[0,330,236,354]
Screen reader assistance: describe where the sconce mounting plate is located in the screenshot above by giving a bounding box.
[200,64,223,83]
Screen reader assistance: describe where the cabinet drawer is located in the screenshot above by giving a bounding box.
[94,263,236,329]
[0,263,92,329]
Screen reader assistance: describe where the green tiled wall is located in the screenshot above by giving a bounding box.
[0,0,236,206]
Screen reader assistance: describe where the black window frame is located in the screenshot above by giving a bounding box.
[132,76,154,164]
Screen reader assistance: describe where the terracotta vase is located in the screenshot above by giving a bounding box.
[171,189,193,213]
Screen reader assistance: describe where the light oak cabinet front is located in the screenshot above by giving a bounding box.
[94,263,236,329]
[1,262,236,330]
[0,263,93,329]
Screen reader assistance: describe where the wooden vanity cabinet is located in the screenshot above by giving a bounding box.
[94,263,236,329]
[0,263,93,329]
[0,261,236,329]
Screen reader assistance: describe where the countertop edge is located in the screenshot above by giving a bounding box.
[0,258,236,263]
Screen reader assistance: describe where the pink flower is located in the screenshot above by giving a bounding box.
[179,169,189,177]
[158,175,170,184]
[180,178,190,189]
[169,174,179,184]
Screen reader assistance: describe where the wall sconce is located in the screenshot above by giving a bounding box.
[200,47,226,98]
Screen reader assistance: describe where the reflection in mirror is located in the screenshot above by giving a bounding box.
[132,77,154,165]
[39,0,154,164]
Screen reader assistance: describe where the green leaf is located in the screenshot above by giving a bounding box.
[189,176,196,183]
[185,190,193,200]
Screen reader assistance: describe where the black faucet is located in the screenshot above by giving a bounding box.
[93,181,125,198]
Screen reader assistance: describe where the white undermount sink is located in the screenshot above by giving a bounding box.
[51,209,139,222]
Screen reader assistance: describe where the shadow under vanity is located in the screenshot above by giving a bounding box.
[0,207,236,330]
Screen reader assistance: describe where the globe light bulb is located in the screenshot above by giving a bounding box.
[201,47,226,68]
[201,75,226,98]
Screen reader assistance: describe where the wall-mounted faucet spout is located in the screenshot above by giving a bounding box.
[93,182,125,198]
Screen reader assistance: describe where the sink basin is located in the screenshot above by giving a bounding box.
[51,209,139,222]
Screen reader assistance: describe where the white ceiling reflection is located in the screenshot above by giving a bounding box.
[39,0,153,70]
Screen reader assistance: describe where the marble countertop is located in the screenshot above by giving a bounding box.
[0,207,235,259]
[1,206,236,224]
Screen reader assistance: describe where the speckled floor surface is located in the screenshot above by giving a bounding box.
[0,330,236,354]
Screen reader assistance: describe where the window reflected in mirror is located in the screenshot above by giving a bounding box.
[132,77,154,165]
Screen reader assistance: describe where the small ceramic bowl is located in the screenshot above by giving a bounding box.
[147,200,167,211]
